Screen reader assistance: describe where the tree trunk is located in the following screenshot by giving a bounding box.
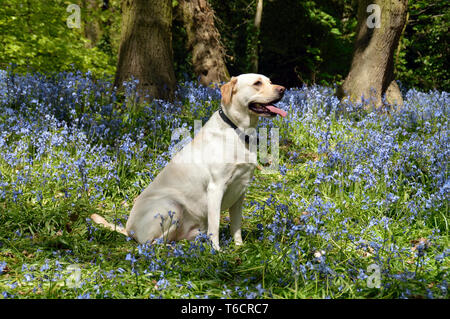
[114,0,176,101]
[337,0,408,109]
[250,0,263,73]
[178,0,229,86]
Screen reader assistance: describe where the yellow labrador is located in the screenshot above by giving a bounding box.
[91,74,286,250]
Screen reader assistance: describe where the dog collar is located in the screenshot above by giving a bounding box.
[218,107,259,145]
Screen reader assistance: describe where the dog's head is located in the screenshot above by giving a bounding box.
[220,74,287,119]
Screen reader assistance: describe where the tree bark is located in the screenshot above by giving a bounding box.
[114,0,176,101]
[178,0,229,86]
[337,0,408,109]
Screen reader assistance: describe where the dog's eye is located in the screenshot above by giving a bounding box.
[253,81,262,86]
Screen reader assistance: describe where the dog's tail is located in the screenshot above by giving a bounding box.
[90,214,129,236]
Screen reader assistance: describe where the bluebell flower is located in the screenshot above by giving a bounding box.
[0,261,7,274]
[77,292,91,299]
[156,278,169,290]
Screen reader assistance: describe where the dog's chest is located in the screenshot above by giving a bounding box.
[221,163,255,209]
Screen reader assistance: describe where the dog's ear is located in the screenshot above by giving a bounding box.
[220,77,237,106]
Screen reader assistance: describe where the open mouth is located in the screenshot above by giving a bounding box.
[248,98,287,117]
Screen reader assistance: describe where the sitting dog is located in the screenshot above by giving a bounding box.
[91,73,286,250]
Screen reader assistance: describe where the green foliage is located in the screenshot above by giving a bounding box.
[209,0,447,91]
[396,0,449,91]
[210,0,357,87]
[0,0,116,77]
[0,0,447,94]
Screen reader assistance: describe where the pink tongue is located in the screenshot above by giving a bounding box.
[265,105,287,117]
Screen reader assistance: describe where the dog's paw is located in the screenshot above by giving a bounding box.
[212,242,221,252]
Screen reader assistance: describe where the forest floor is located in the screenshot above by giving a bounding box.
[0,71,448,298]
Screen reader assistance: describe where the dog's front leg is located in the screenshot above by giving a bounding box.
[229,194,244,246]
[207,184,223,251]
